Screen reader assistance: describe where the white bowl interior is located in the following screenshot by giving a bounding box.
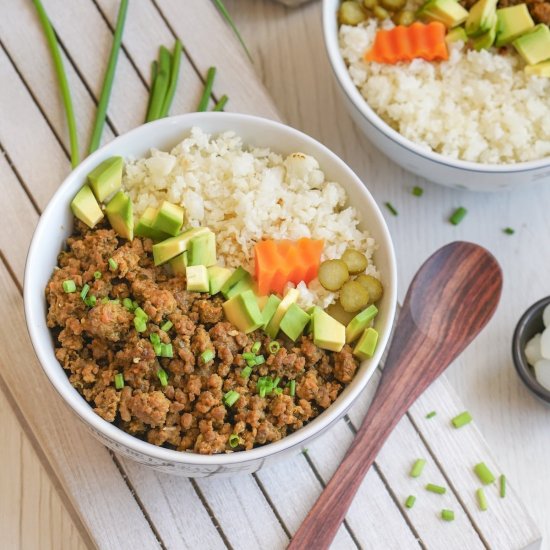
[24,112,397,467]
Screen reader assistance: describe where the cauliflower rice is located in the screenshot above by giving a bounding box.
[339,19,550,164]
[122,127,379,308]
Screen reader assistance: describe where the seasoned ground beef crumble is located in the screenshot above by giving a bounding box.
[46,220,360,454]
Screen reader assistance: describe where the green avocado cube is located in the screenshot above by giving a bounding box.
[261,295,282,329]
[312,308,345,352]
[152,227,210,265]
[280,304,310,341]
[186,265,209,292]
[345,304,378,344]
[88,156,123,202]
[445,27,468,45]
[265,289,300,339]
[71,185,104,228]
[465,0,498,38]
[513,24,550,66]
[225,274,254,299]
[152,201,185,236]
[353,327,379,361]
[105,191,133,240]
[220,267,251,298]
[135,207,170,241]
[188,231,217,267]
[170,251,188,275]
[525,60,550,77]
[495,4,534,47]
[208,265,233,295]
[472,18,497,50]
[222,289,264,334]
[418,0,469,28]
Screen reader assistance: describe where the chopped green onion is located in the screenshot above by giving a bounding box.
[499,474,506,498]
[255,355,266,366]
[134,307,148,321]
[160,343,173,358]
[426,411,437,419]
[108,258,118,271]
[242,352,256,361]
[268,341,280,354]
[426,483,446,495]
[412,186,424,197]
[150,333,161,346]
[241,366,252,378]
[157,369,168,387]
[88,0,128,153]
[405,495,416,509]
[159,39,182,118]
[273,377,281,386]
[101,297,110,304]
[94,271,102,280]
[80,284,90,300]
[132,300,139,310]
[274,387,283,395]
[385,202,398,216]
[153,343,162,356]
[410,459,426,478]
[197,67,216,112]
[289,379,296,397]
[212,0,252,61]
[224,390,240,407]
[62,280,76,293]
[476,488,488,511]
[123,298,134,311]
[441,509,454,522]
[146,46,171,122]
[449,207,467,226]
[212,95,228,112]
[451,411,472,428]
[228,433,240,448]
[134,317,147,333]
[110,299,120,305]
[474,462,495,485]
[161,320,173,332]
[84,295,97,307]
[251,341,261,354]
[246,359,256,368]
[201,349,215,363]
[114,373,124,390]
[503,227,515,235]
[31,0,79,167]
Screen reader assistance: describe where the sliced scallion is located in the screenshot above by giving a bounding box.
[425,483,446,495]
[450,207,467,226]
[289,379,296,397]
[134,317,147,333]
[441,509,455,522]
[150,333,161,346]
[241,366,252,378]
[251,341,261,354]
[476,488,488,511]
[201,349,215,363]
[94,271,102,280]
[474,462,495,486]
[499,474,506,498]
[228,433,239,448]
[405,495,416,509]
[114,373,124,390]
[84,295,97,307]
[451,411,472,428]
[410,459,426,478]
[157,369,168,387]
[160,343,173,358]
[385,202,398,216]
[412,186,424,197]
[122,298,134,311]
[80,284,90,300]
[223,390,240,407]
[134,307,148,321]
[426,411,437,419]
[108,258,118,271]
[62,280,76,293]
[268,341,280,354]
[242,352,256,361]
[161,320,173,332]
[254,355,265,366]
[503,227,515,235]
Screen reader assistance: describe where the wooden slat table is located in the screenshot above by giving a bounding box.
[0,1,544,548]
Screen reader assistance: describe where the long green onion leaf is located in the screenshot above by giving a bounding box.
[32,0,79,167]
[160,39,182,118]
[146,47,171,122]
[228,433,239,448]
[212,94,228,112]
[88,0,128,154]
[145,60,158,117]
[197,67,216,112]
[212,0,252,62]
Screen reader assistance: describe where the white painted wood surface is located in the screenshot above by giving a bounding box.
[0,0,546,548]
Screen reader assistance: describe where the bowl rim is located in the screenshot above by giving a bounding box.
[512,296,550,403]
[321,0,550,174]
[24,112,398,466]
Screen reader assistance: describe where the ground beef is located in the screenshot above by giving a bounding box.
[46,221,361,455]
[460,0,550,24]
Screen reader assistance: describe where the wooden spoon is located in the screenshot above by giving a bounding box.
[288,241,502,549]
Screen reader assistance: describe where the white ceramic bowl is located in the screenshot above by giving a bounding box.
[24,113,397,477]
[322,0,550,192]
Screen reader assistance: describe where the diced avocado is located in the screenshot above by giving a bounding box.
[223,289,264,334]
[345,304,378,344]
[417,0,468,28]
[226,274,254,299]
[220,267,251,298]
[87,156,123,202]
[105,191,133,240]
[265,289,300,339]
[353,327,379,360]
[472,18,497,50]
[525,60,550,77]
[70,185,104,228]
[495,4,534,47]
[188,231,217,267]
[305,305,322,335]
[257,295,269,310]
[513,24,550,66]
[152,227,210,266]
[312,308,345,352]
[261,295,282,329]
[170,251,188,275]
[280,304,310,342]
[208,265,232,295]
[152,201,185,236]
[186,265,209,292]
[135,207,170,241]
[465,0,498,38]
[445,26,468,44]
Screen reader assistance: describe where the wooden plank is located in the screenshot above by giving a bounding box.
[0,261,162,550]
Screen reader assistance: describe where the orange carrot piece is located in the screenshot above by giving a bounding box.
[366,22,448,64]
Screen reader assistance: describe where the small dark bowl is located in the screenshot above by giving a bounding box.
[512,296,550,404]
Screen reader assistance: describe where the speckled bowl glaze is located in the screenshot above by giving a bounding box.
[512,296,550,405]
[24,113,397,477]
[322,0,550,191]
